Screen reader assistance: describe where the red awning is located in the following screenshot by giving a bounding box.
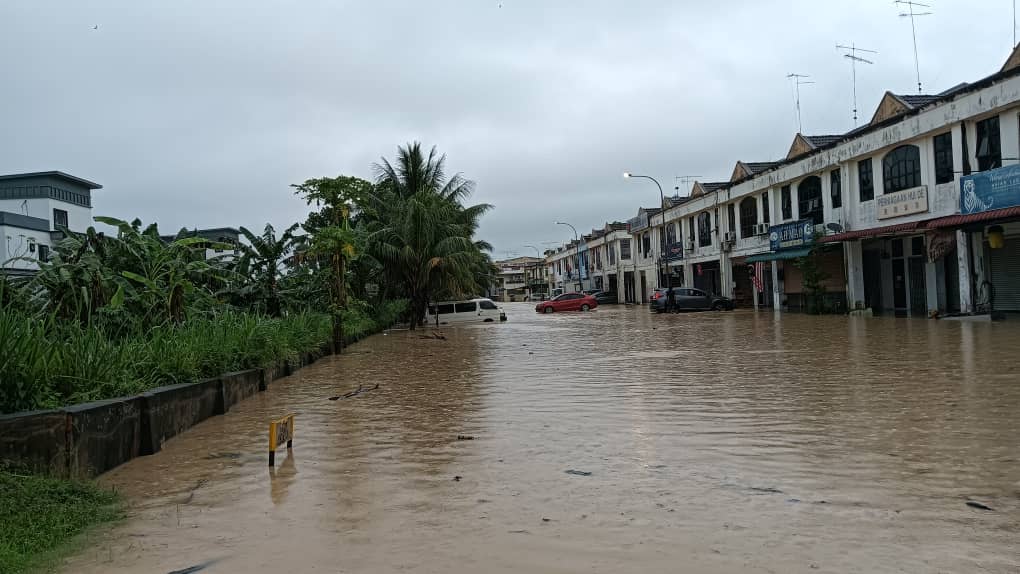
[922,206,1020,229]
[818,221,921,243]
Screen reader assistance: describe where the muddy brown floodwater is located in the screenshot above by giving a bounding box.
[62,304,1020,574]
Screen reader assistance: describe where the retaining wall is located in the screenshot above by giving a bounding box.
[0,347,339,478]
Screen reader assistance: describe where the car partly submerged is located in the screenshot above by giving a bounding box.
[425,298,506,325]
[535,292,598,314]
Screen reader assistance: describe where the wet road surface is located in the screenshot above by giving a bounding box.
[63,304,1020,573]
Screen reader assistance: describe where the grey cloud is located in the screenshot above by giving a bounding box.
[0,1,1012,255]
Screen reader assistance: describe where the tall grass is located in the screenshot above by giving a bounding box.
[0,300,406,414]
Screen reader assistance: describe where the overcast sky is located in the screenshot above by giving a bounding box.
[1,1,1014,257]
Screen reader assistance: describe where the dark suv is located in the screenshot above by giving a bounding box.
[584,290,617,305]
[649,287,733,313]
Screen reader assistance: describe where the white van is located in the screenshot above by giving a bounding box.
[425,298,505,325]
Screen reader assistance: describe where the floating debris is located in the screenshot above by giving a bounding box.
[565,469,592,476]
[966,500,994,511]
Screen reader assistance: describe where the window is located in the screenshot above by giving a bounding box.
[830,169,842,208]
[608,242,617,265]
[762,192,770,224]
[641,232,651,257]
[891,238,904,258]
[620,239,631,260]
[727,203,736,235]
[697,212,712,247]
[479,300,498,310]
[781,185,792,220]
[883,144,921,193]
[688,216,696,242]
[911,236,925,256]
[38,244,50,262]
[53,208,68,228]
[437,304,455,315]
[976,116,1001,171]
[665,222,676,245]
[454,302,476,313]
[858,158,874,202]
[797,176,823,225]
[933,132,954,184]
[739,197,758,238]
[962,124,972,176]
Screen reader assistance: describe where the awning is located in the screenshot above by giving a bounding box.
[818,221,920,243]
[745,247,813,263]
[923,206,1020,229]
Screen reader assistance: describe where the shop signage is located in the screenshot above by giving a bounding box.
[926,229,956,262]
[629,211,649,233]
[577,243,588,280]
[768,219,815,251]
[664,241,684,262]
[877,185,929,219]
[960,163,1020,214]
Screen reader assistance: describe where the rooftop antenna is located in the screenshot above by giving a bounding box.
[836,43,878,126]
[673,175,702,196]
[895,0,932,94]
[787,73,814,133]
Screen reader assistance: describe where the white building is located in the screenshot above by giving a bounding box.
[494,256,546,301]
[545,44,1020,317]
[0,171,102,274]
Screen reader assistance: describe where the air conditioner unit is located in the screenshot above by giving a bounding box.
[723,231,737,243]
[755,223,770,236]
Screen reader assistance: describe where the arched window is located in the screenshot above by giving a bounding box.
[739,197,758,238]
[697,212,712,247]
[797,176,823,225]
[883,144,921,193]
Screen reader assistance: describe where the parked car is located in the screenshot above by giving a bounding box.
[426,298,505,325]
[535,292,598,313]
[525,293,550,302]
[584,290,617,305]
[649,287,733,313]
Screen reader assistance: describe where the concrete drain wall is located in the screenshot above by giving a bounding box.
[0,343,334,479]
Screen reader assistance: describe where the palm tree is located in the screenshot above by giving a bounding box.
[369,143,493,329]
[235,223,303,317]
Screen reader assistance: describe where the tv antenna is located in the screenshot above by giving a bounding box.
[836,43,877,126]
[895,0,932,94]
[787,73,814,133]
[673,175,702,196]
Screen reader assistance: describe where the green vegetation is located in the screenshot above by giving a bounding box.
[1,140,488,413]
[0,468,120,574]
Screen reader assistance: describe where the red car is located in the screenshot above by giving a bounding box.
[535,292,598,314]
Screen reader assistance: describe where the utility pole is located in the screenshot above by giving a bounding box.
[787,73,814,133]
[895,0,932,94]
[837,43,877,126]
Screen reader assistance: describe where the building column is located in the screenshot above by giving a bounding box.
[720,252,733,298]
[616,269,626,304]
[844,240,866,311]
[771,260,782,313]
[682,261,694,288]
[957,230,973,313]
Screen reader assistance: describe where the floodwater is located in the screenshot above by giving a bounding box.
[63,304,1020,573]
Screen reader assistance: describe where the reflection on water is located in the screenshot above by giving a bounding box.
[63,305,1020,573]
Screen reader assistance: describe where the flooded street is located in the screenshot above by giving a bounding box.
[64,304,1020,573]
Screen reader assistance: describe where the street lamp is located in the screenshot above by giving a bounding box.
[555,221,584,293]
[522,244,542,299]
[624,171,670,293]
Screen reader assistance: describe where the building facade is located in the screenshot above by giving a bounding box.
[544,44,1020,317]
[0,171,102,274]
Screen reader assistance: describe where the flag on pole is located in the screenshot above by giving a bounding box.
[748,262,765,293]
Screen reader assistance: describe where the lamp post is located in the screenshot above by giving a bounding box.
[555,221,583,293]
[523,244,542,298]
[623,172,671,293]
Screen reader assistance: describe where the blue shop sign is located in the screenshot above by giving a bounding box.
[664,241,684,262]
[769,219,815,252]
[960,164,1020,214]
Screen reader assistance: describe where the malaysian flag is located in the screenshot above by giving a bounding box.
[748,262,765,293]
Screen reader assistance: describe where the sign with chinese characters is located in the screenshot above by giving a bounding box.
[877,185,928,219]
[768,219,815,251]
[663,241,684,262]
[960,163,1020,214]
